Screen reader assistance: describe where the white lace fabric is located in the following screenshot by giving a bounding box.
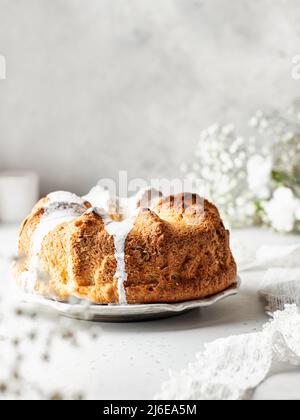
[157,242,300,400]
[156,305,300,400]
[256,244,300,312]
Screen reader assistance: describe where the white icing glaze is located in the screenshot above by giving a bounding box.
[85,186,162,218]
[47,191,85,205]
[24,200,86,293]
[82,186,110,211]
[87,206,137,305]
[105,215,137,305]
[33,203,86,256]
[25,186,163,303]
[88,187,163,303]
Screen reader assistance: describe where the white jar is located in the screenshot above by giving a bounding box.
[0,171,39,223]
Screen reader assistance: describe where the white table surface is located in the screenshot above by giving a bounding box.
[0,224,300,400]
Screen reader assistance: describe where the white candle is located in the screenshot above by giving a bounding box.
[0,171,39,223]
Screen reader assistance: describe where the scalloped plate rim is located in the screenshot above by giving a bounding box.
[20,276,241,321]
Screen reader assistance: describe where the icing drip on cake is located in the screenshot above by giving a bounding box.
[83,186,163,304]
[87,206,137,305]
[105,214,137,305]
[27,187,163,304]
[83,187,163,304]
[33,193,87,258]
[24,192,86,293]
[33,203,86,257]
[82,186,110,212]
[47,191,86,205]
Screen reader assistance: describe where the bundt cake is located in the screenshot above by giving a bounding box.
[16,186,237,304]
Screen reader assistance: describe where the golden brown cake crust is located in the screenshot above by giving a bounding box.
[16,193,237,304]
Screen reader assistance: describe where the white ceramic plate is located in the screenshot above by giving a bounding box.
[20,277,241,322]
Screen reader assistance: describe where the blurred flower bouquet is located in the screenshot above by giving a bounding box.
[183,105,300,233]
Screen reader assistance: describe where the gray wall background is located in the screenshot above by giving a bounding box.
[0,0,299,195]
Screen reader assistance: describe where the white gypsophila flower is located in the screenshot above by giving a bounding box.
[247,155,272,199]
[189,124,255,228]
[264,187,299,233]
[245,202,257,217]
